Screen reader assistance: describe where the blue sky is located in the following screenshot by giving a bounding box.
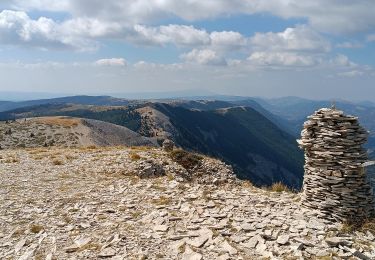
[0,1,375,100]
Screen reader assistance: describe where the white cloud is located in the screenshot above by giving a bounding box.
[181,49,227,66]
[0,10,98,51]
[132,24,210,46]
[251,25,331,52]
[95,58,127,67]
[210,31,247,50]
[330,54,356,67]
[7,0,375,35]
[0,1,372,74]
[246,26,335,68]
[248,52,317,67]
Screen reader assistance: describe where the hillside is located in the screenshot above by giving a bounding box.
[0,102,304,188]
[152,104,303,188]
[0,147,374,259]
[0,116,156,149]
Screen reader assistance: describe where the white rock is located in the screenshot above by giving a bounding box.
[220,240,238,256]
[98,247,117,258]
[182,246,203,260]
[153,225,169,232]
[277,235,290,245]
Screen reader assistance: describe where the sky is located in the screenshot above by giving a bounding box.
[0,0,375,100]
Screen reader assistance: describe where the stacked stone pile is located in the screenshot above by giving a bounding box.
[297,107,374,222]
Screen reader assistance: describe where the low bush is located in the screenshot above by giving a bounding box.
[168,149,203,170]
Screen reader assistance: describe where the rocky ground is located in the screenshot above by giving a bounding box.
[0,147,375,259]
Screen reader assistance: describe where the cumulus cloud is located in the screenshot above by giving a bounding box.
[248,52,317,67]
[210,31,247,50]
[6,0,375,35]
[95,58,127,67]
[181,49,227,66]
[330,54,356,67]
[131,24,210,46]
[251,26,331,52]
[246,26,335,68]
[0,1,372,73]
[0,10,98,51]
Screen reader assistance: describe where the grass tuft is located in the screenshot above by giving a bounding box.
[151,196,172,205]
[30,224,44,234]
[268,182,292,193]
[129,152,141,161]
[52,158,64,165]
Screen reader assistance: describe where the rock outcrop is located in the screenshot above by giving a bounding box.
[162,139,175,152]
[298,107,374,222]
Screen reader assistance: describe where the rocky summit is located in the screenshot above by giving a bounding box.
[1,146,375,259]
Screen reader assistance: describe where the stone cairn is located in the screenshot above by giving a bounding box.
[297,107,374,222]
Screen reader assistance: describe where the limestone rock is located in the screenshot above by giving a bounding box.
[277,235,290,245]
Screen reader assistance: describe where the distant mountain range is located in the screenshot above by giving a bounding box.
[1,94,374,188]
[245,96,375,157]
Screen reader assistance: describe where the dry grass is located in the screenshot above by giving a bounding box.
[79,145,98,151]
[268,182,292,193]
[340,218,375,234]
[361,219,375,234]
[35,117,80,127]
[151,196,172,205]
[4,156,19,163]
[52,158,64,165]
[30,224,44,234]
[65,154,78,160]
[129,152,141,161]
[130,146,153,151]
[241,180,254,188]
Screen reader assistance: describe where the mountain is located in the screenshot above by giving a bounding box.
[0,101,304,188]
[149,103,303,187]
[0,116,156,149]
[0,95,134,112]
[251,96,375,157]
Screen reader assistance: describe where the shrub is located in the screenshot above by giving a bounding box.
[169,149,203,170]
